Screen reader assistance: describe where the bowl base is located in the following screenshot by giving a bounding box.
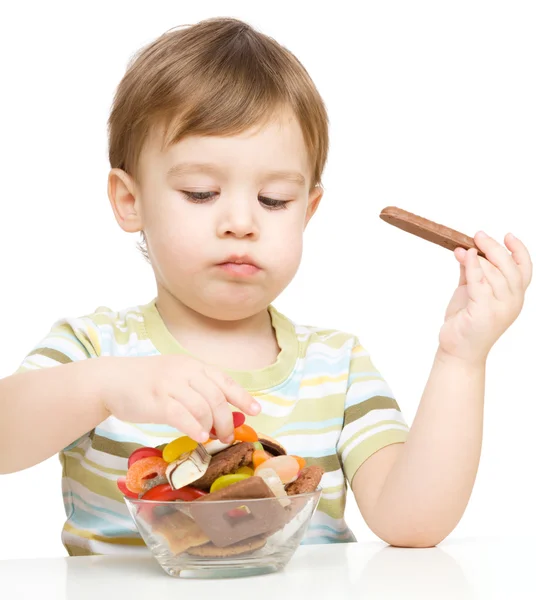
[163,559,284,579]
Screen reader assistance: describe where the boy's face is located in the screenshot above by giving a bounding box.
[109,109,323,321]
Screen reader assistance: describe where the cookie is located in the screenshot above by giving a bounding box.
[285,465,324,496]
[192,441,255,491]
[151,510,209,555]
[187,535,267,557]
[258,434,287,456]
[379,206,485,257]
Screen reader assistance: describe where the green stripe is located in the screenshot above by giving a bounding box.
[344,396,402,425]
[27,348,73,364]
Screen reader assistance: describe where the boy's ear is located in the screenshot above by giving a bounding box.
[108,168,143,233]
[304,185,324,228]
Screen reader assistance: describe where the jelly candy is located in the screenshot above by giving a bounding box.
[252,449,271,469]
[253,441,264,451]
[254,455,300,484]
[117,476,138,499]
[127,446,163,468]
[292,455,306,470]
[141,483,207,501]
[162,436,198,463]
[126,456,168,494]
[233,424,258,442]
[209,473,251,493]
[235,466,254,476]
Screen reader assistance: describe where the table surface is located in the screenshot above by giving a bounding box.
[1,536,534,599]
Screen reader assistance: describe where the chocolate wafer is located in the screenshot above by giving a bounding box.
[379,206,485,257]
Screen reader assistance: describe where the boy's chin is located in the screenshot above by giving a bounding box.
[198,297,273,322]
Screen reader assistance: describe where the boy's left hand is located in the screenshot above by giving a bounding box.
[439,231,532,364]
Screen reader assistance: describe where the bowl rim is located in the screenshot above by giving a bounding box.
[123,487,322,505]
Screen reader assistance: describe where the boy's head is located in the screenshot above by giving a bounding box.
[107,17,329,321]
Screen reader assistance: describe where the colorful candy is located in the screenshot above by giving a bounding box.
[254,455,300,484]
[252,449,271,469]
[235,466,254,476]
[162,436,198,463]
[233,424,258,442]
[209,473,251,493]
[128,446,163,468]
[126,456,168,494]
[141,483,207,502]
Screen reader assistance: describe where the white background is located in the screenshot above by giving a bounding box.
[0,0,534,560]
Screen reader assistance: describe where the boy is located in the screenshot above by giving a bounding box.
[0,17,531,556]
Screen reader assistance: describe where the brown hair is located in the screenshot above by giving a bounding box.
[107,17,329,256]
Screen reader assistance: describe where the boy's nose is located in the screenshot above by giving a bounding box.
[216,199,259,239]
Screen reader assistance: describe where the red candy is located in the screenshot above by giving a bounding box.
[141,484,207,502]
[128,446,163,468]
[117,476,138,499]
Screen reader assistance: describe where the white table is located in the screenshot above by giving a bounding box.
[1,537,533,599]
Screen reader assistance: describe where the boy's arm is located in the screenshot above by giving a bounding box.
[0,360,110,474]
[352,231,531,547]
[351,349,484,547]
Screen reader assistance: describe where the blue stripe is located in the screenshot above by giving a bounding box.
[63,492,133,524]
[68,507,138,536]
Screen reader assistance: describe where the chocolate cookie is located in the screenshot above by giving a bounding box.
[192,441,255,491]
[379,206,485,257]
[187,535,267,557]
[285,465,324,496]
[258,434,286,456]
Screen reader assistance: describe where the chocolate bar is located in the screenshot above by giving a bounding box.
[379,206,485,257]
[189,476,288,547]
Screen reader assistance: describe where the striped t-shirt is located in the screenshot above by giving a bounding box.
[16,300,409,556]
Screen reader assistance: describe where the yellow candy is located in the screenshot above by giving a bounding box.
[162,436,198,463]
[236,466,254,476]
[210,473,251,493]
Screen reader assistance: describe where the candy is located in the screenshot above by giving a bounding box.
[252,441,264,451]
[233,424,258,442]
[128,446,163,468]
[141,483,207,502]
[292,455,306,470]
[166,444,211,490]
[235,466,254,476]
[252,449,271,469]
[209,473,252,494]
[162,436,198,463]
[126,456,168,494]
[255,467,290,507]
[254,455,300,484]
[117,476,138,499]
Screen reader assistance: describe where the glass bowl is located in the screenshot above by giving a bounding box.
[124,488,321,579]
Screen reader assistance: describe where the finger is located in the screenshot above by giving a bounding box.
[504,233,533,290]
[464,247,493,303]
[455,248,467,286]
[190,375,234,443]
[206,369,261,416]
[474,231,522,293]
[477,256,510,301]
[169,387,213,436]
[164,399,208,444]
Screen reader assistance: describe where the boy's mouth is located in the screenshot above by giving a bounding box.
[217,255,261,277]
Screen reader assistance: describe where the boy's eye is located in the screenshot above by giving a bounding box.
[182,191,217,203]
[259,196,289,210]
[181,191,289,210]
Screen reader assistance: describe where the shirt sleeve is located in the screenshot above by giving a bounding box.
[14,316,102,449]
[336,338,409,486]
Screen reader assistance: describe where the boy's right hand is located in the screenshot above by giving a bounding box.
[99,355,261,444]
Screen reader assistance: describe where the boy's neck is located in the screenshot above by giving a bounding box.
[154,286,280,371]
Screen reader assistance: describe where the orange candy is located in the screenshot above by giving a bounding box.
[233,424,258,442]
[252,449,272,469]
[291,455,306,470]
[254,455,300,484]
[125,456,168,494]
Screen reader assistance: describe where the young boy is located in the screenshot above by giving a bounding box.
[0,17,531,557]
